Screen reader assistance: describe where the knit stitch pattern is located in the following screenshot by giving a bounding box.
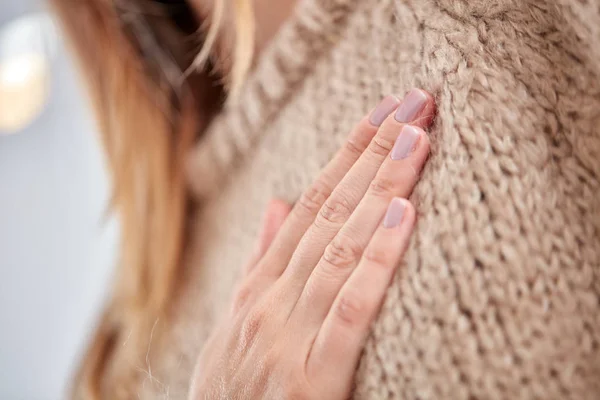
[105,0,600,398]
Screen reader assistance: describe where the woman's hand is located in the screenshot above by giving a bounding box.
[189,89,436,399]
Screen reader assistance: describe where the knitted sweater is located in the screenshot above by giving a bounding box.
[106,0,600,398]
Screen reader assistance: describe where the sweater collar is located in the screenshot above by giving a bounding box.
[187,0,360,200]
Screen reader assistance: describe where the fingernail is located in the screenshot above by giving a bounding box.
[369,95,401,127]
[383,198,406,229]
[395,89,428,123]
[391,125,421,160]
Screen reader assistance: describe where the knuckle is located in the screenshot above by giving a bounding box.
[368,135,395,157]
[343,137,366,157]
[240,307,268,347]
[335,290,366,328]
[322,235,362,272]
[363,245,394,269]
[369,175,397,198]
[231,283,253,314]
[318,197,353,225]
[296,180,332,216]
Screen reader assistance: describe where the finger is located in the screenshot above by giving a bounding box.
[256,95,402,278]
[236,200,290,315]
[290,125,429,330]
[244,199,292,275]
[235,98,402,315]
[306,198,415,389]
[279,89,434,306]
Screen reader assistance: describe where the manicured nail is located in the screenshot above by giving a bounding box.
[395,89,428,123]
[369,95,401,127]
[391,125,420,160]
[383,198,406,229]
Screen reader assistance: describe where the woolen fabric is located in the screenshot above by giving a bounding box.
[108,0,600,398]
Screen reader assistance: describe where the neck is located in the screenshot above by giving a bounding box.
[251,0,298,52]
[189,0,297,72]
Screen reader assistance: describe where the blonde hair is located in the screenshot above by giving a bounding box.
[49,0,254,398]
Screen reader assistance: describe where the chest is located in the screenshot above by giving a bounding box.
[139,1,600,398]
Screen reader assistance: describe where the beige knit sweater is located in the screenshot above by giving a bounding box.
[105,0,600,398]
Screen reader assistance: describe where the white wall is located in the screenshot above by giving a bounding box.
[0,2,117,399]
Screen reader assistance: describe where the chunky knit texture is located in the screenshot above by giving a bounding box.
[103,0,600,398]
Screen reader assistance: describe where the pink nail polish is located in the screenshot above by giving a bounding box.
[395,89,428,123]
[369,95,401,127]
[383,198,406,229]
[391,125,420,160]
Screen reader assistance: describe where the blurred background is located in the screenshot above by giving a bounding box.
[0,1,117,399]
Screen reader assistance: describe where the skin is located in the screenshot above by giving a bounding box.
[189,0,298,69]
[188,89,437,399]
